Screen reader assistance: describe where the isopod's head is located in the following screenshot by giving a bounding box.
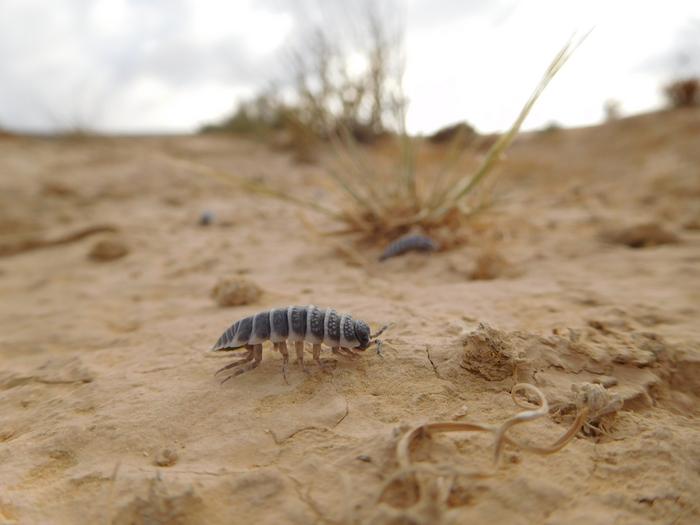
[354,319,371,350]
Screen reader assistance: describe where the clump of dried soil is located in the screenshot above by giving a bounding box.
[112,478,203,525]
[469,249,515,280]
[459,321,689,414]
[153,449,178,467]
[88,238,129,261]
[211,276,262,307]
[601,222,680,248]
[460,324,523,380]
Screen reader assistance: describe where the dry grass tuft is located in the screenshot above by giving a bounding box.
[248,37,586,246]
[186,36,587,251]
[663,77,699,108]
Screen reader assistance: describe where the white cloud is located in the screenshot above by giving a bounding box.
[189,0,293,54]
[404,0,700,133]
[89,0,129,36]
[0,0,698,133]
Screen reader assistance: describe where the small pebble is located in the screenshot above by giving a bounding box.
[154,448,178,467]
[88,238,129,262]
[452,405,469,419]
[601,222,680,248]
[356,455,372,463]
[199,210,215,226]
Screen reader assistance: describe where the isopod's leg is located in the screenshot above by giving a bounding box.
[215,346,254,376]
[313,343,334,372]
[272,343,284,380]
[294,341,308,373]
[221,344,263,384]
[339,347,360,359]
[278,342,290,383]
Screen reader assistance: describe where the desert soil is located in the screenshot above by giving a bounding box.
[1,109,699,524]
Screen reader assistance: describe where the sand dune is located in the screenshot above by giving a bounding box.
[1,109,699,524]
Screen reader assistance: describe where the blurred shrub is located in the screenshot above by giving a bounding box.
[201,92,284,136]
[540,121,562,134]
[286,10,403,146]
[604,99,621,121]
[237,39,583,243]
[276,107,319,163]
[202,5,402,160]
[663,78,699,108]
[193,8,584,245]
[0,124,14,139]
[428,122,477,145]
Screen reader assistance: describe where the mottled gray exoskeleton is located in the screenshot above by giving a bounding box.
[379,234,438,261]
[211,305,388,383]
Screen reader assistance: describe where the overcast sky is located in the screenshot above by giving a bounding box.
[0,0,698,134]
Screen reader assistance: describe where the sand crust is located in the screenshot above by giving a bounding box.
[1,109,699,524]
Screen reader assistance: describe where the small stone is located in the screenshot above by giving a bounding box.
[452,405,469,418]
[592,375,618,388]
[601,222,680,248]
[211,277,262,307]
[683,216,700,231]
[507,453,521,464]
[356,455,372,463]
[88,238,129,262]
[41,181,79,198]
[198,211,215,226]
[162,195,184,207]
[154,449,178,467]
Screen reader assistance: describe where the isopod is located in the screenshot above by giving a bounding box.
[210,305,388,383]
[379,234,438,261]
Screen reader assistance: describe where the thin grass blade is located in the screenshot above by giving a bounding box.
[429,34,588,221]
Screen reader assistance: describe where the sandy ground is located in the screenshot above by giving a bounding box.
[1,109,699,524]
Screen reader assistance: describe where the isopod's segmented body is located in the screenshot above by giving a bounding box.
[211,305,386,383]
[379,234,438,261]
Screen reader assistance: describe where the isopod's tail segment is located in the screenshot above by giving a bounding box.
[211,343,246,352]
[210,318,247,352]
[369,323,393,357]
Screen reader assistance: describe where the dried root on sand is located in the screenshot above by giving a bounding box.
[374,382,621,522]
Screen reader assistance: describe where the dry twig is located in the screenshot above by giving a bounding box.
[378,383,595,510]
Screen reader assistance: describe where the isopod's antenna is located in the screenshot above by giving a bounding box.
[370,323,394,357]
[370,324,391,339]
